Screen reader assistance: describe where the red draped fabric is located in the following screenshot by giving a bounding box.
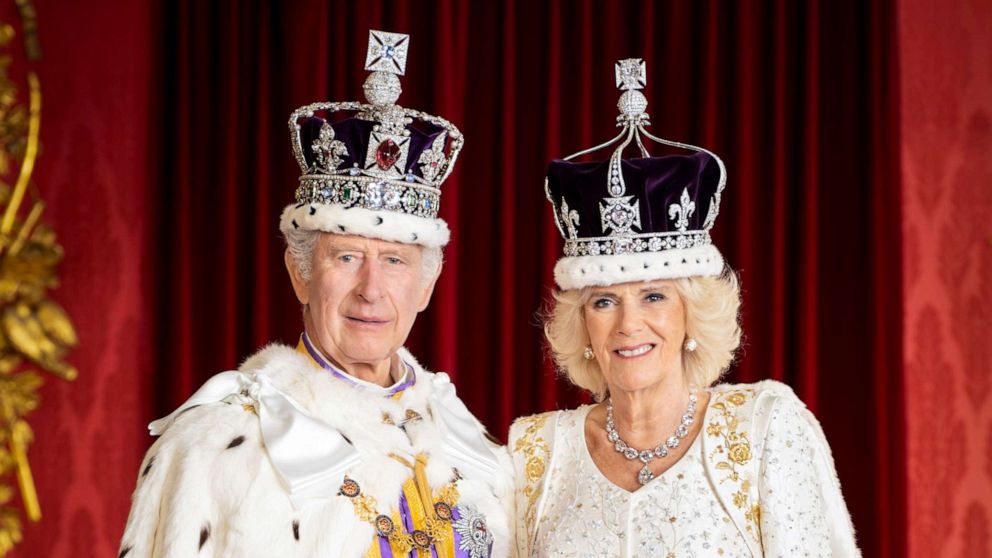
[12,1,914,556]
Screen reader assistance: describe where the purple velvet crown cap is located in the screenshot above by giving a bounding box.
[547,151,721,238]
[299,116,447,177]
[546,57,728,289]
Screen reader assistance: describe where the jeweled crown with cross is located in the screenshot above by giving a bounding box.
[545,59,729,290]
[280,30,463,248]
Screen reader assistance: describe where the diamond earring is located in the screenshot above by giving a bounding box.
[684,338,698,352]
[583,346,595,360]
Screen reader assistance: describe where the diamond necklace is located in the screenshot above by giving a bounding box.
[605,392,698,486]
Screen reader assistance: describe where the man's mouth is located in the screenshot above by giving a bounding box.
[347,316,390,325]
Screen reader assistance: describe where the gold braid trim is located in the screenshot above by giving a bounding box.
[511,412,554,545]
[706,389,762,543]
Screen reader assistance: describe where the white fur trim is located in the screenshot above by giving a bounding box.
[279,203,450,248]
[121,344,509,557]
[553,244,724,289]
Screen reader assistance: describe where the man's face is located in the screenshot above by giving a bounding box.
[286,233,439,372]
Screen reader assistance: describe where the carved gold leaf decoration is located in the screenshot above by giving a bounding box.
[0,3,77,555]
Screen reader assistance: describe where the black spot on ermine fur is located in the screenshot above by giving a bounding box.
[142,456,155,477]
[292,520,300,541]
[199,524,210,550]
[226,436,245,449]
[119,547,132,558]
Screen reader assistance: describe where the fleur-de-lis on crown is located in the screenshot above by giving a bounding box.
[703,192,721,230]
[560,199,580,239]
[417,132,447,183]
[312,122,349,172]
[668,188,696,232]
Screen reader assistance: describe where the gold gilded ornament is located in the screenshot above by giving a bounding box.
[0,3,77,555]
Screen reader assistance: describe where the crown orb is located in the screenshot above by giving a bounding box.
[363,71,402,105]
[618,90,648,116]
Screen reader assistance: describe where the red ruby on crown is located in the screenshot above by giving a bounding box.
[375,139,401,170]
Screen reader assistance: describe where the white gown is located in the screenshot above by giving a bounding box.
[509,380,860,558]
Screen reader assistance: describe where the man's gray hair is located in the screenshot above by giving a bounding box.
[283,228,442,283]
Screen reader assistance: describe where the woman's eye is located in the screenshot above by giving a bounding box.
[339,254,356,263]
[592,298,615,309]
[645,292,666,302]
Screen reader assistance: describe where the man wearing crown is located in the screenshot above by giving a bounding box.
[119,31,510,558]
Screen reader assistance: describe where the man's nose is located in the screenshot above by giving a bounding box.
[354,259,385,302]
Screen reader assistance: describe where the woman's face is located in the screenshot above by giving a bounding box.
[583,279,687,394]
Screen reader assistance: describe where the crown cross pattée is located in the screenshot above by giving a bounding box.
[600,196,641,236]
[365,30,409,75]
[362,30,413,178]
[596,59,647,254]
[599,162,642,242]
[615,58,647,91]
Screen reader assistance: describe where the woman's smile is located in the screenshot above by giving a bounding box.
[614,343,655,358]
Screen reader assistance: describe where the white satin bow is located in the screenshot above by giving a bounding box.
[148,369,502,506]
[148,371,360,507]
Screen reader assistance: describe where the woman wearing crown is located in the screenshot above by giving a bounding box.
[509,59,859,557]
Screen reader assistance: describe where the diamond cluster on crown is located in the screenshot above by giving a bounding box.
[549,59,727,258]
[289,30,463,220]
[563,231,711,257]
[594,59,647,251]
[295,175,440,219]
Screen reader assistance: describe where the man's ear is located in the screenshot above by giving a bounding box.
[285,249,310,305]
[416,261,442,312]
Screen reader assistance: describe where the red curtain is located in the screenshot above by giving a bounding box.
[148,2,904,556]
[12,0,905,556]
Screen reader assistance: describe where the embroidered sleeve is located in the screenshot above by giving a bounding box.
[118,401,262,558]
[705,388,763,549]
[508,412,555,558]
[758,391,860,557]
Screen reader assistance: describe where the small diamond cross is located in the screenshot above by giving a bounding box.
[615,58,646,91]
[365,30,409,75]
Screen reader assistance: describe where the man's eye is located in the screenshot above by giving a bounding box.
[339,255,355,263]
[386,256,404,265]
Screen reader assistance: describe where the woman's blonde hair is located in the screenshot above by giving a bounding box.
[544,270,742,399]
